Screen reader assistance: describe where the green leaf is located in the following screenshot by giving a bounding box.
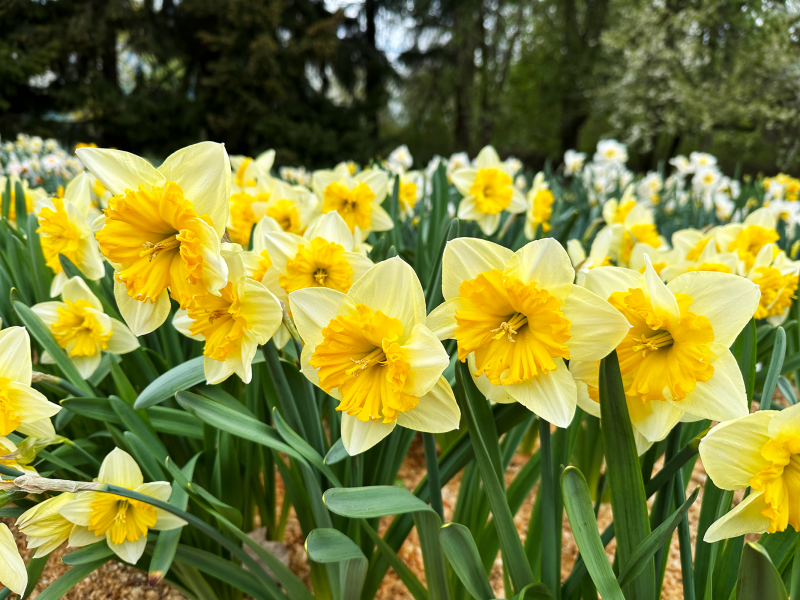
[324,438,348,465]
[165,456,244,528]
[110,397,169,466]
[25,214,51,302]
[123,431,165,481]
[508,583,556,599]
[454,361,534,593]
[439,522,494,600]
[760,326,786,410]
[618,484,700,587]
[62,542,116,565]
[736,543,788,600]
[323,485,434,518]
[599,351,655,599]
[13,301,93,395]
[414,511,450,600]
[272,408,341,486]
[561,467,625,600]
[133,356,204,409]
[424,217,460,311]
[36,559,109,600]
[174,545,279,600]
[20,555,47,600]
[14,181,26,227]
[732,318,757,404]
[306,528,368,600]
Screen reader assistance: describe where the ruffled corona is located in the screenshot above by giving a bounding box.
[280,238,354,295]
[88,494,157,545]
[186,282,246,362]
[470,169,513,214]
[310,304,418,423]
[51,300,112,357]
[729,225,779,269]
[751,266,798,320]
[37,197,81,274]
[322,182,375,232]
[749,433,800,533]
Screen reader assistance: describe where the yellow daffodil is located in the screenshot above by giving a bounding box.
[744,243,800,325]
[574,258,759,451]
[230,150,275,193]
[18,492,77,558]
[256,212,374,307]
[571,232,614,285]
[0,524,26,595]
[626,244,678,278]
[289,258,460,455]
[426,238,630,427]
[253,179,318,240]
[77,142,231,335]
[311,167,391,234]
[700,403,800,542]
[451,146,526,235]
[0,436,38,475]
[0,174,47,222]
[525,172,554,238]
[660,235,738,281]
[596,192,664,266]
[716,208,778,270]
[394,171,423,221]
[173,246,283,384]
[59,448,186,564]
[670,228,722,263]
[0,327,60,439]
[32,277,139,378]
[35,173,105,296]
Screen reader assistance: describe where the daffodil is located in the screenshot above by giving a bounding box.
[573,259,759,450]
[18,492,77,558]
[0,524,26,595]
[35,173,105,296]
[716,208,779,270]
[525,172,554,238]
[230,150,275,194]
[59,448,186,564]
[570,232,614,285]
[393,171,423,221]
[451,146,526,235]
[257,211,374,307]
[699,403,800,542]
[32,277,139,378]
[596,191,664,266]
[289,258,460,454]
[311,167,391,234]
[426,238,630,427]
[173,246,283,384]
[0,174,47,221]
[660,236,738,281]
[0,327,60,439]
[257,180,317,238]
[744,243,800,325]
[77,142,231,335]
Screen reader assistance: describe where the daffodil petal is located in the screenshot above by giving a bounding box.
[345,252,375,283]
[356,169,388,203]
[475,212,501,236]
[347,257,426,339]
[72,354,102,379]
[108,535,147,564]
[401,324,449,397]
[563,285,631,360]
[158,142,231,237]
[703,491,770,543]
[204,356,235,385]
[628,395,683,444]
[236,279,283,344]
[575,381,601,418]
[0,524,27,595]
[59,492,95,527]
[397,376,460,433]
[8,382,60,422]
[451,169,477,196]
[61,277,102,309]
[504,358,577,428]
[643,256,679,320]
[666,272,760,347]
[135,481,172,502]
[425,298,464,340]
[368,205,394,232]
[340,414,396,456]
[456,196,481,220]
[441,238,513,302]
[582,266,642,300]
[475,146,501,170]
[115,280,171,336]
[76,148,165,196]
[0,327,32,385]
[68,525,103,547]
[677,344,748,423]
[31,302,64,328]
[106,318,141,354]
[98,448,144,488]
[289,287,355,352]
[699,410,774,490]
[469,354,514,403]
[17,418,56,439]
[153,508,188,531]
[304,212,354,250]
[505,239,575,298]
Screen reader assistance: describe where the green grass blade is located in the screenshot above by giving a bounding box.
[25,214,51,302]
[736,543,788,600]
[561,467,625,600]
[414,512,450,600]
[439,522,494,600]
[760,326,786,410]
[424,217,460,311]
[538,418,558,595]
[732,318,757,404]
[599,351,655,599]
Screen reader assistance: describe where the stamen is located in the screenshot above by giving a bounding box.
[140,235,180,261]
[491,312,528,342]
[208,310,227,324]
[631,329,674,356]
[346,347,386,377]
[314,268,328,285]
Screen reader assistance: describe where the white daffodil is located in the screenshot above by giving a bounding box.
[0,327,60,439]
[427,238,630,427]
[451,146,526,235]
[563,150,586,176]
[35,173,105,296]
[311,167,390,234]
[173,246,283,384]
[574,258,759,452]
[289,258,460,455]
[32,277,139,378]
[77,142,231,335]
[59,449,186,564]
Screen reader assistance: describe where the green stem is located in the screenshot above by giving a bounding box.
[261,341,307,440]
[539,418,559,596]
[422,433,444,521]
[673,469,695,600]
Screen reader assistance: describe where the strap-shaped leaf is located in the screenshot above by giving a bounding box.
[508,583,556,599]
[323,485,434,518]
[561,467,625,600]
[760,326,786,410]
[736,542,788,600]
[306,528,368,600]
[324,438,348,465]
[439,522,494,600]
[617,485,700,587]
[35,559,109,600]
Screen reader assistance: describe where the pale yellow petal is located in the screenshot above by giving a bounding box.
[31,302,65,329]
[401,324,449,397]
[75,148,164,196]
[441,238,513,301]
[194,218,228,294]
[367,205,395,232]
[575,381,601,418]
[666,272,760,347]
[115,280,171,336]
[236,279,283,344]
[643,255,679,320]
[355,169,388,204]
[582,266,642,301]
[505,239,575,298]
[504,359,577,427]
[59,492,96,527]
[451,168,477,196]
[304,212,353,250]
[628,396,683,444]
[0,327,32,385]
[396,377,460,433]
[204,356,235,385]
[72,353,102,379]
[7,382,60,423]
[469,354,514,404]
[340,414,396,456]
[475,212,502,236]
[425,298,464,340]
[563,285,630,360]
[98,448,143,488]
[0,524,27,595]
[108,536,147,564]
[262,232,304,273]
[677,344,748,423]
[16,418,56,439]
[475,146,500,170]
[106,318,141,354]
[67,524,102,547]
[703,491,771,543]
[289,287,356,352]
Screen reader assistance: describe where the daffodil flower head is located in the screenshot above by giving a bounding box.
[173,245,283,384]
[395,171,423,221]
[0,174,47,222]
[18,492,77,558]
[746,243,800,324]
[452,146,527,235]
[427,237,630,427]
[660,232,737,281]
[598,193,663,266]
[290,257,460,455]
[576,257,760,450]
[525,172,554,238]
[717,207,779,270]
[700,403,800,542]
[0,327,60,439]
[35,173,105,297]
[257,211,374,305]
[77,142,231,335]
[59,448,186,564]
[311,167,391,234]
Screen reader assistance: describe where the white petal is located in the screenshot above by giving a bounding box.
[397,377,460,433]
[8,382,60,423]
[106,318,140,354]
[469,354,515,404]
[0,524,27,595]
[425,298,463,340]
[60,493,96,527]
[204,356,235,385]
[108,535,147,564]
[441,238,513,302]
[98,448,144,488]
[628,396,683,444]
[505,239,575,298]
[676,344,748,423]
[582,266,642,301]
[563,285,630,360]
[135,481,172,502]
[16,417,56,439]
[68,525,104,548]
[152,508,187,531]
[72,353,102,379]
[643,256,679,320]
[304,211,353,250]
[504,359,577,427]
[0,327,32,385]
[451,168,477,196]
[31,302,65,329]
[76,148,164,196]
[340,414,396,456]
[475,212,501,236]
[368,205,395,233]
[115,280,171,336]
[289,287,355,351]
